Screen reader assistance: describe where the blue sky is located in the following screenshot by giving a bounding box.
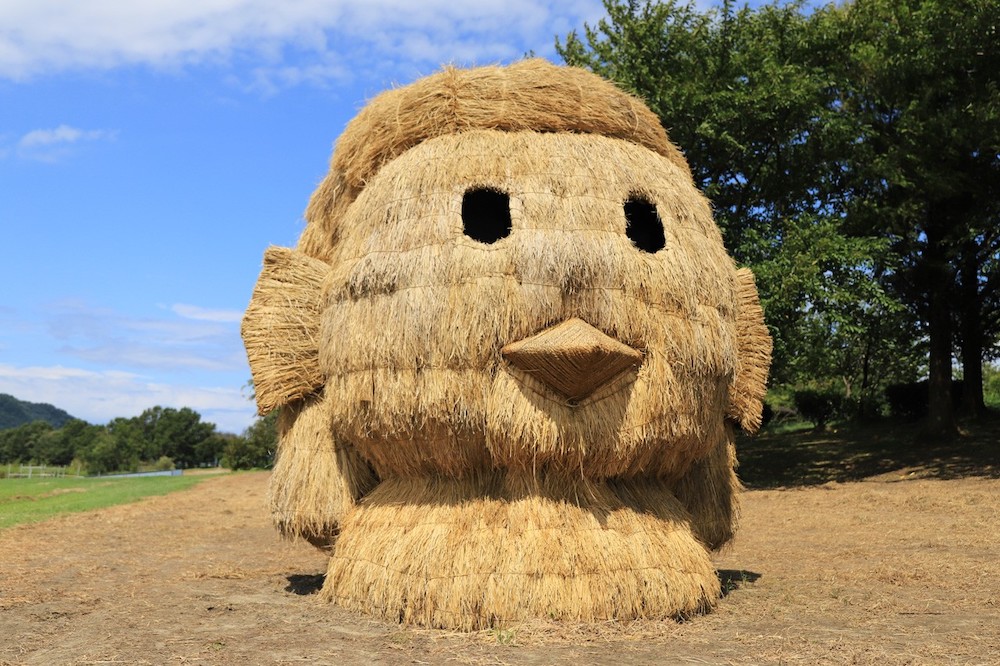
[1,0,624,433]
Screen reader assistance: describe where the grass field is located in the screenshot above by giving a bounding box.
[0,474,209,530]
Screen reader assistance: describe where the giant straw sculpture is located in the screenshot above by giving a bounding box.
[242,59,772,630]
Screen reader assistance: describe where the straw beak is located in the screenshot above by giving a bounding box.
[501,318,643,403]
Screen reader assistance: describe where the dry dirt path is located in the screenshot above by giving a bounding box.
[1,471,998,665]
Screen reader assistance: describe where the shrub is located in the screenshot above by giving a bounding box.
[760,402,774,428]
[221,412,277,471]
[792,388,843,430]
[221,436,273,470]
[885,380,964,420]
[153,455,175,471]
[982,365,1000,408]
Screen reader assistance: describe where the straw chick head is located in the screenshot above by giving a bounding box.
[243,57,771,516]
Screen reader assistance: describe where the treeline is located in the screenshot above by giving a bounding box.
[559,0,1000,434]
[0,406,276,475]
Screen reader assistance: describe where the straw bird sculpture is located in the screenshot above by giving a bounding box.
[242,59,771,630]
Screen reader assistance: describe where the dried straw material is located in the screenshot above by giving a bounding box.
[267,392,377,549]
[323,473,719,630]
[502,317,644,402]
[727,268,772,433]
[670,426,741,550]
[299,58,690,263]
[242,246,329,415]
[242,60,773,630]
[316,130,736,481]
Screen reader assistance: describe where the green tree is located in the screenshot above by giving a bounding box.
[837,0,1000,431]
[223,411,277,470]
[195,433,227,467]
[557,0,900,393]
[558,0,1000,431]
[105,417,145,471]
[79,428,127,475]
[0,421,54,463]
[132,406,219,467]
[30,418,101,466]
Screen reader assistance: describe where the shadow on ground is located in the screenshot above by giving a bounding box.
[285,573,325,595]
[738,413,1000,489]
[718,569,762,598]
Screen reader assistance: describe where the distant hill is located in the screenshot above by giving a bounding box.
[0,394,77,430]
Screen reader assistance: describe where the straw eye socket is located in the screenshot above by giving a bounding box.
[624,195,665,253]
[462,187,512,244]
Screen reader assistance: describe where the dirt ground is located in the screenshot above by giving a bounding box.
[1,469,998,665]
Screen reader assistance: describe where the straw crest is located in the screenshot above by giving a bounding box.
[298,58,691,263]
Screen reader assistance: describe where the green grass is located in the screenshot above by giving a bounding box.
[0,475,209,530]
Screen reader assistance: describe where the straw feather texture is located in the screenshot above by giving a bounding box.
[241,246,329,415]
[727,268,772,433]
[323,473,720,630]
[267,391,378,549]
[298,59,690,263]
[316,130,736,480]
[241,59,772,630]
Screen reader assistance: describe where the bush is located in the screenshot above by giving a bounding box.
[221,412,277,471]
[885,380,964,420]
[761,402,774,428]
[153,455,175,471]
[221,436,273,470]
[792,389,843,430]
[985,365,1000,408]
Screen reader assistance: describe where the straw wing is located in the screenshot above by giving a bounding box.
[241,246,329,415]
[727,268,772,433]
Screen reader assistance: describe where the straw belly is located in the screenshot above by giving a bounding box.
[322,472,721,630]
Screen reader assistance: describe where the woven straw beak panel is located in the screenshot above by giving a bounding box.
[501,317,644,403]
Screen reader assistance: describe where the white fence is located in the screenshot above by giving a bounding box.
[3,464,80,478]
[2,465,183,479]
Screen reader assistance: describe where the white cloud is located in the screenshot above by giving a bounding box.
[16,124,118,161]
[41,299,247,373]
[0,0,606,86]
[19,124,114,147]
[0,300,256,432]
[65,345,243,372]
[171,303,244,323]
[0,363,257,433]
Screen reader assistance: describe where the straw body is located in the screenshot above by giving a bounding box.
[242,59,772,629]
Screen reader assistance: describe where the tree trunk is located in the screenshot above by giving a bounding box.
[924,212,957,438]
[858,329,874,420]
[958,240,986,418]
[960,334,985,418]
